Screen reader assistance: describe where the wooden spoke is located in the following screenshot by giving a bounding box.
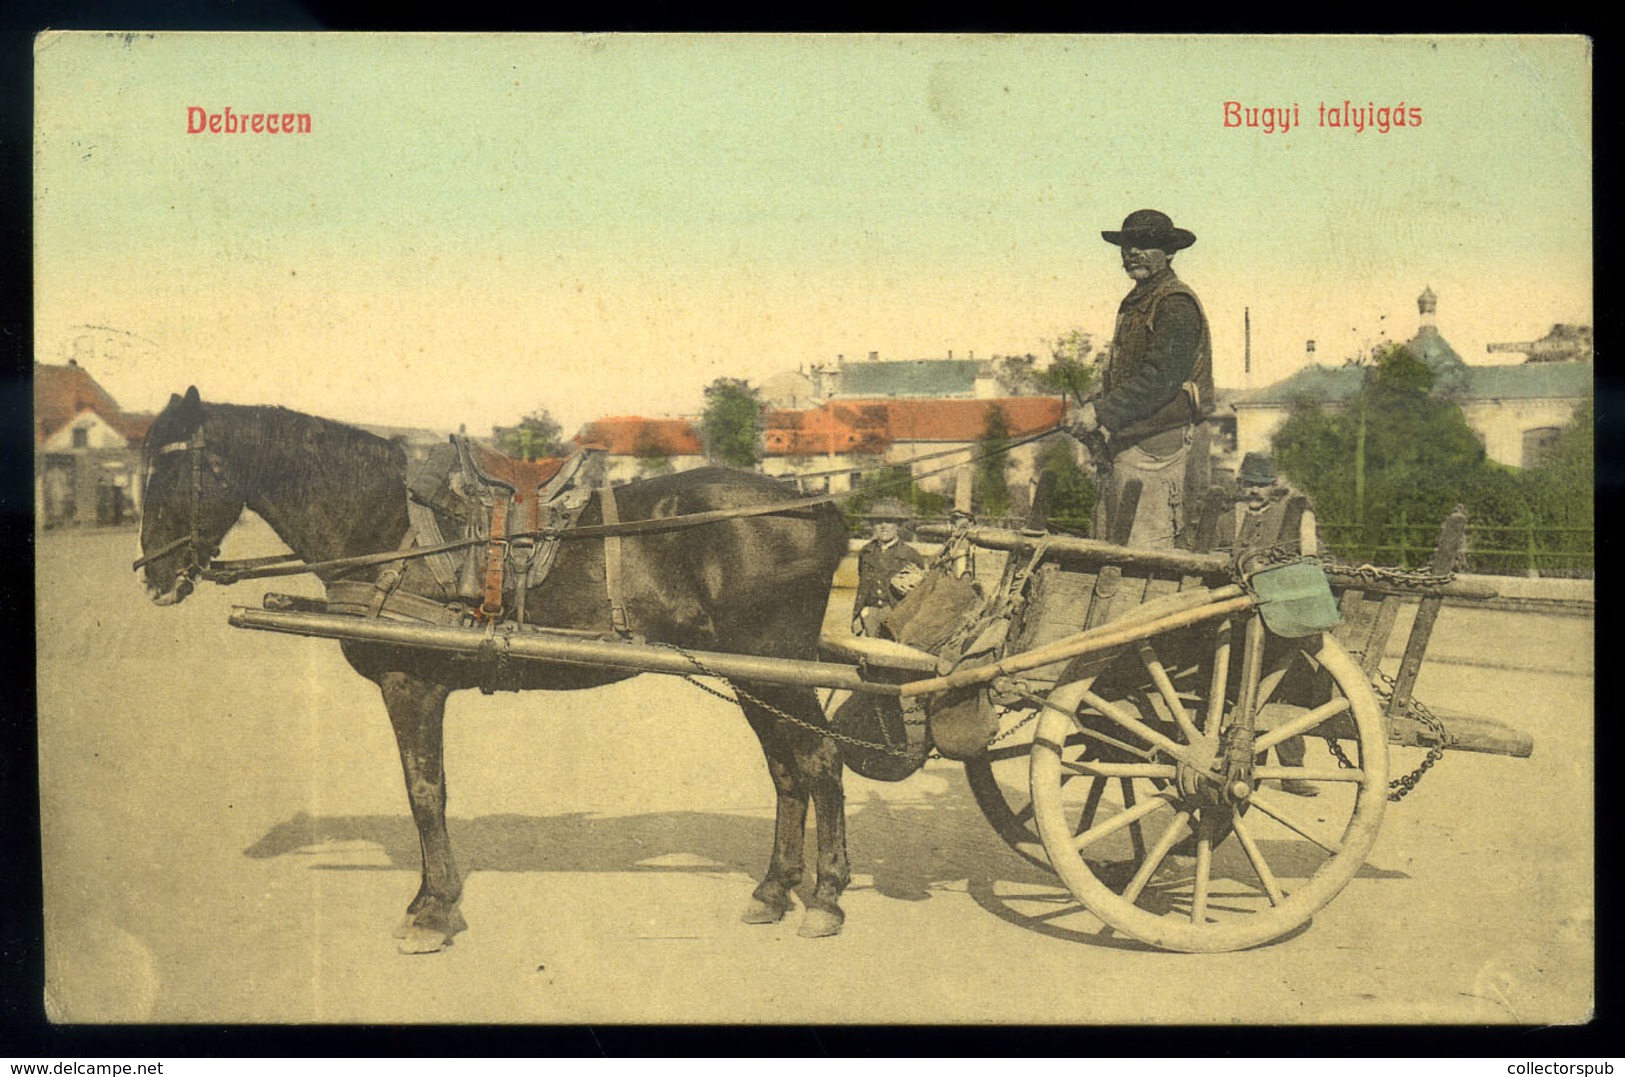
[1253,766,1365,783]
[1205,618,1232,734]
[1247,789,1343,855]
[1072,787,1177,851]
[1121,811,1193,905]
[1060,760,1178,780]
[1031,634,1389,952]
[986,730,1088,765]
[1074,778,1106,838]
[1138,641,1204,746]
[1120,779,1148,862]
[1078,686,1220,778]
[1192,814,1215,924]
[1229,814,1285,906]
[1253,697,1352,754]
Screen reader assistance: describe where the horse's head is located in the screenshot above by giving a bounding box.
[136,387,248,606]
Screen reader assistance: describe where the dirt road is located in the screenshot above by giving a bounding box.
[36,524,1592,1024]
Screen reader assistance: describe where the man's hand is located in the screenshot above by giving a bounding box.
[890,563,926,596]
[1067,401,1100,436]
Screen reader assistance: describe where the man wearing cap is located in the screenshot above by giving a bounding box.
[1069,209,1214,550]
[1212,452,1323,796]
[1212,452,1321,574]
[852,498,927,636]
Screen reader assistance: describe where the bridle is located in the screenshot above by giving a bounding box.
[131,431,224,587]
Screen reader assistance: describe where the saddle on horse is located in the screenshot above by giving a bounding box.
[326,435,609,628]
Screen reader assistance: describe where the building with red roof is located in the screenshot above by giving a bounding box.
[35,361,153,528]
[574,416,707,483]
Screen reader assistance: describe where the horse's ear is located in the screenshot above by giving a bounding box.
[168,393,183,407]
[184,386,201,405]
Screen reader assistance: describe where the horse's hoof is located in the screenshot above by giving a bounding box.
[741,898,788,925]
[797,908,844,939]
[393,915,414,940]
[396,924,452,955]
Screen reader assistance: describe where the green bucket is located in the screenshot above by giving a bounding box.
[1249,560,1341,638]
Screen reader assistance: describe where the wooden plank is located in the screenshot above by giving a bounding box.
[1333,589,1378,663]
[1143,576,1181,602]
[1362,595,1402,675]
[1387,508,1470,718]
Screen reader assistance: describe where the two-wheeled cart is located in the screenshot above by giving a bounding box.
[227,509,1530,953]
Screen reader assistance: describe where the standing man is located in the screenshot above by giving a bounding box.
[1069,209,1214,550]
[852,498,927,637]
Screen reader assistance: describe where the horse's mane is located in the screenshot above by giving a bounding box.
[201,402,408,502]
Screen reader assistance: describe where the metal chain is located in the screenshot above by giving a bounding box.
[985,706,1039,750]
[654,643,922,759]
[1327,560,1458,589]
[1322,671,1451,802]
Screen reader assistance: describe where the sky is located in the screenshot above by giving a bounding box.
[34,33,1592,435]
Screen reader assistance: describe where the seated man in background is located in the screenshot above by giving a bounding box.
[852,498,926,637]
[1213,452,1322,797]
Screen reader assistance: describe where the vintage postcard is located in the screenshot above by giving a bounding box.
[33,34,1592,1025]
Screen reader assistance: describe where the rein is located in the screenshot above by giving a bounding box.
[135,422,1070,586]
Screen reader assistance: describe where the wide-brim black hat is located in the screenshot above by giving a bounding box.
[1102,209,1196,253]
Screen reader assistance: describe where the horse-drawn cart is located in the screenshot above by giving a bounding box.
[224,509,1531,954]
[137,391,1532,953]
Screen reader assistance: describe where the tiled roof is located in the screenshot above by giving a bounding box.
[34,362,148,445]
[1236,358,1592,407]
[835,359,981,398]
[1235,365,1367,406]
[844,396,1066,442]
[575,416,703,457]
[1460,361,1592,401]
[763,402,890,457]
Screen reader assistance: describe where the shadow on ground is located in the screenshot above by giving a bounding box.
[247,787,1409,948]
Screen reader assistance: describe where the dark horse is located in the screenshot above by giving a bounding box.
[138,388,851,952]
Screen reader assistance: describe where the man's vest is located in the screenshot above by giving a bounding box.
[1103,269,1215,449]
[1221,491,1311,554]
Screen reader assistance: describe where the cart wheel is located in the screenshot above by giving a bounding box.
[963,709,1057,868]
[1030,617,1388,953]
[963,682,1127,870]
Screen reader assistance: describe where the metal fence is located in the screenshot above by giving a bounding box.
[1320,514,1594,577]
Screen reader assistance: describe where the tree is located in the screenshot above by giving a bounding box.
[843,465,945,534]
[992,354,1041,396]
[1036,329,1099,403]
[973,405,1014,520]
[1035,439,1097,535]
[699,377,765,468]
[1272,343,1498,563]
[496,408,569,461]
[633,427,675,477]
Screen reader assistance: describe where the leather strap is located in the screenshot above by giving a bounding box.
[598,484,631,636]
[479,497,510,622]
[366,527,420,618]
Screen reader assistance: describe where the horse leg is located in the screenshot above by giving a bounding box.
[740,708,807,926]
[794,728,850,939]
[741,687,850,938]
[377,672,465,954]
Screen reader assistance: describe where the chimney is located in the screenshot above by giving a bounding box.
[868,351,879,362]
[1243,307,1251,384]
[1306,339,1316,362]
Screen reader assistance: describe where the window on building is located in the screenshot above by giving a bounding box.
[1522,426,1563,469]
[71,426,89,449]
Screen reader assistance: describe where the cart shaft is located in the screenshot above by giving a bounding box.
[228,606,900,696]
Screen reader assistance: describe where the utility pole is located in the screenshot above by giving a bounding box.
[1243,307,1251,387]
